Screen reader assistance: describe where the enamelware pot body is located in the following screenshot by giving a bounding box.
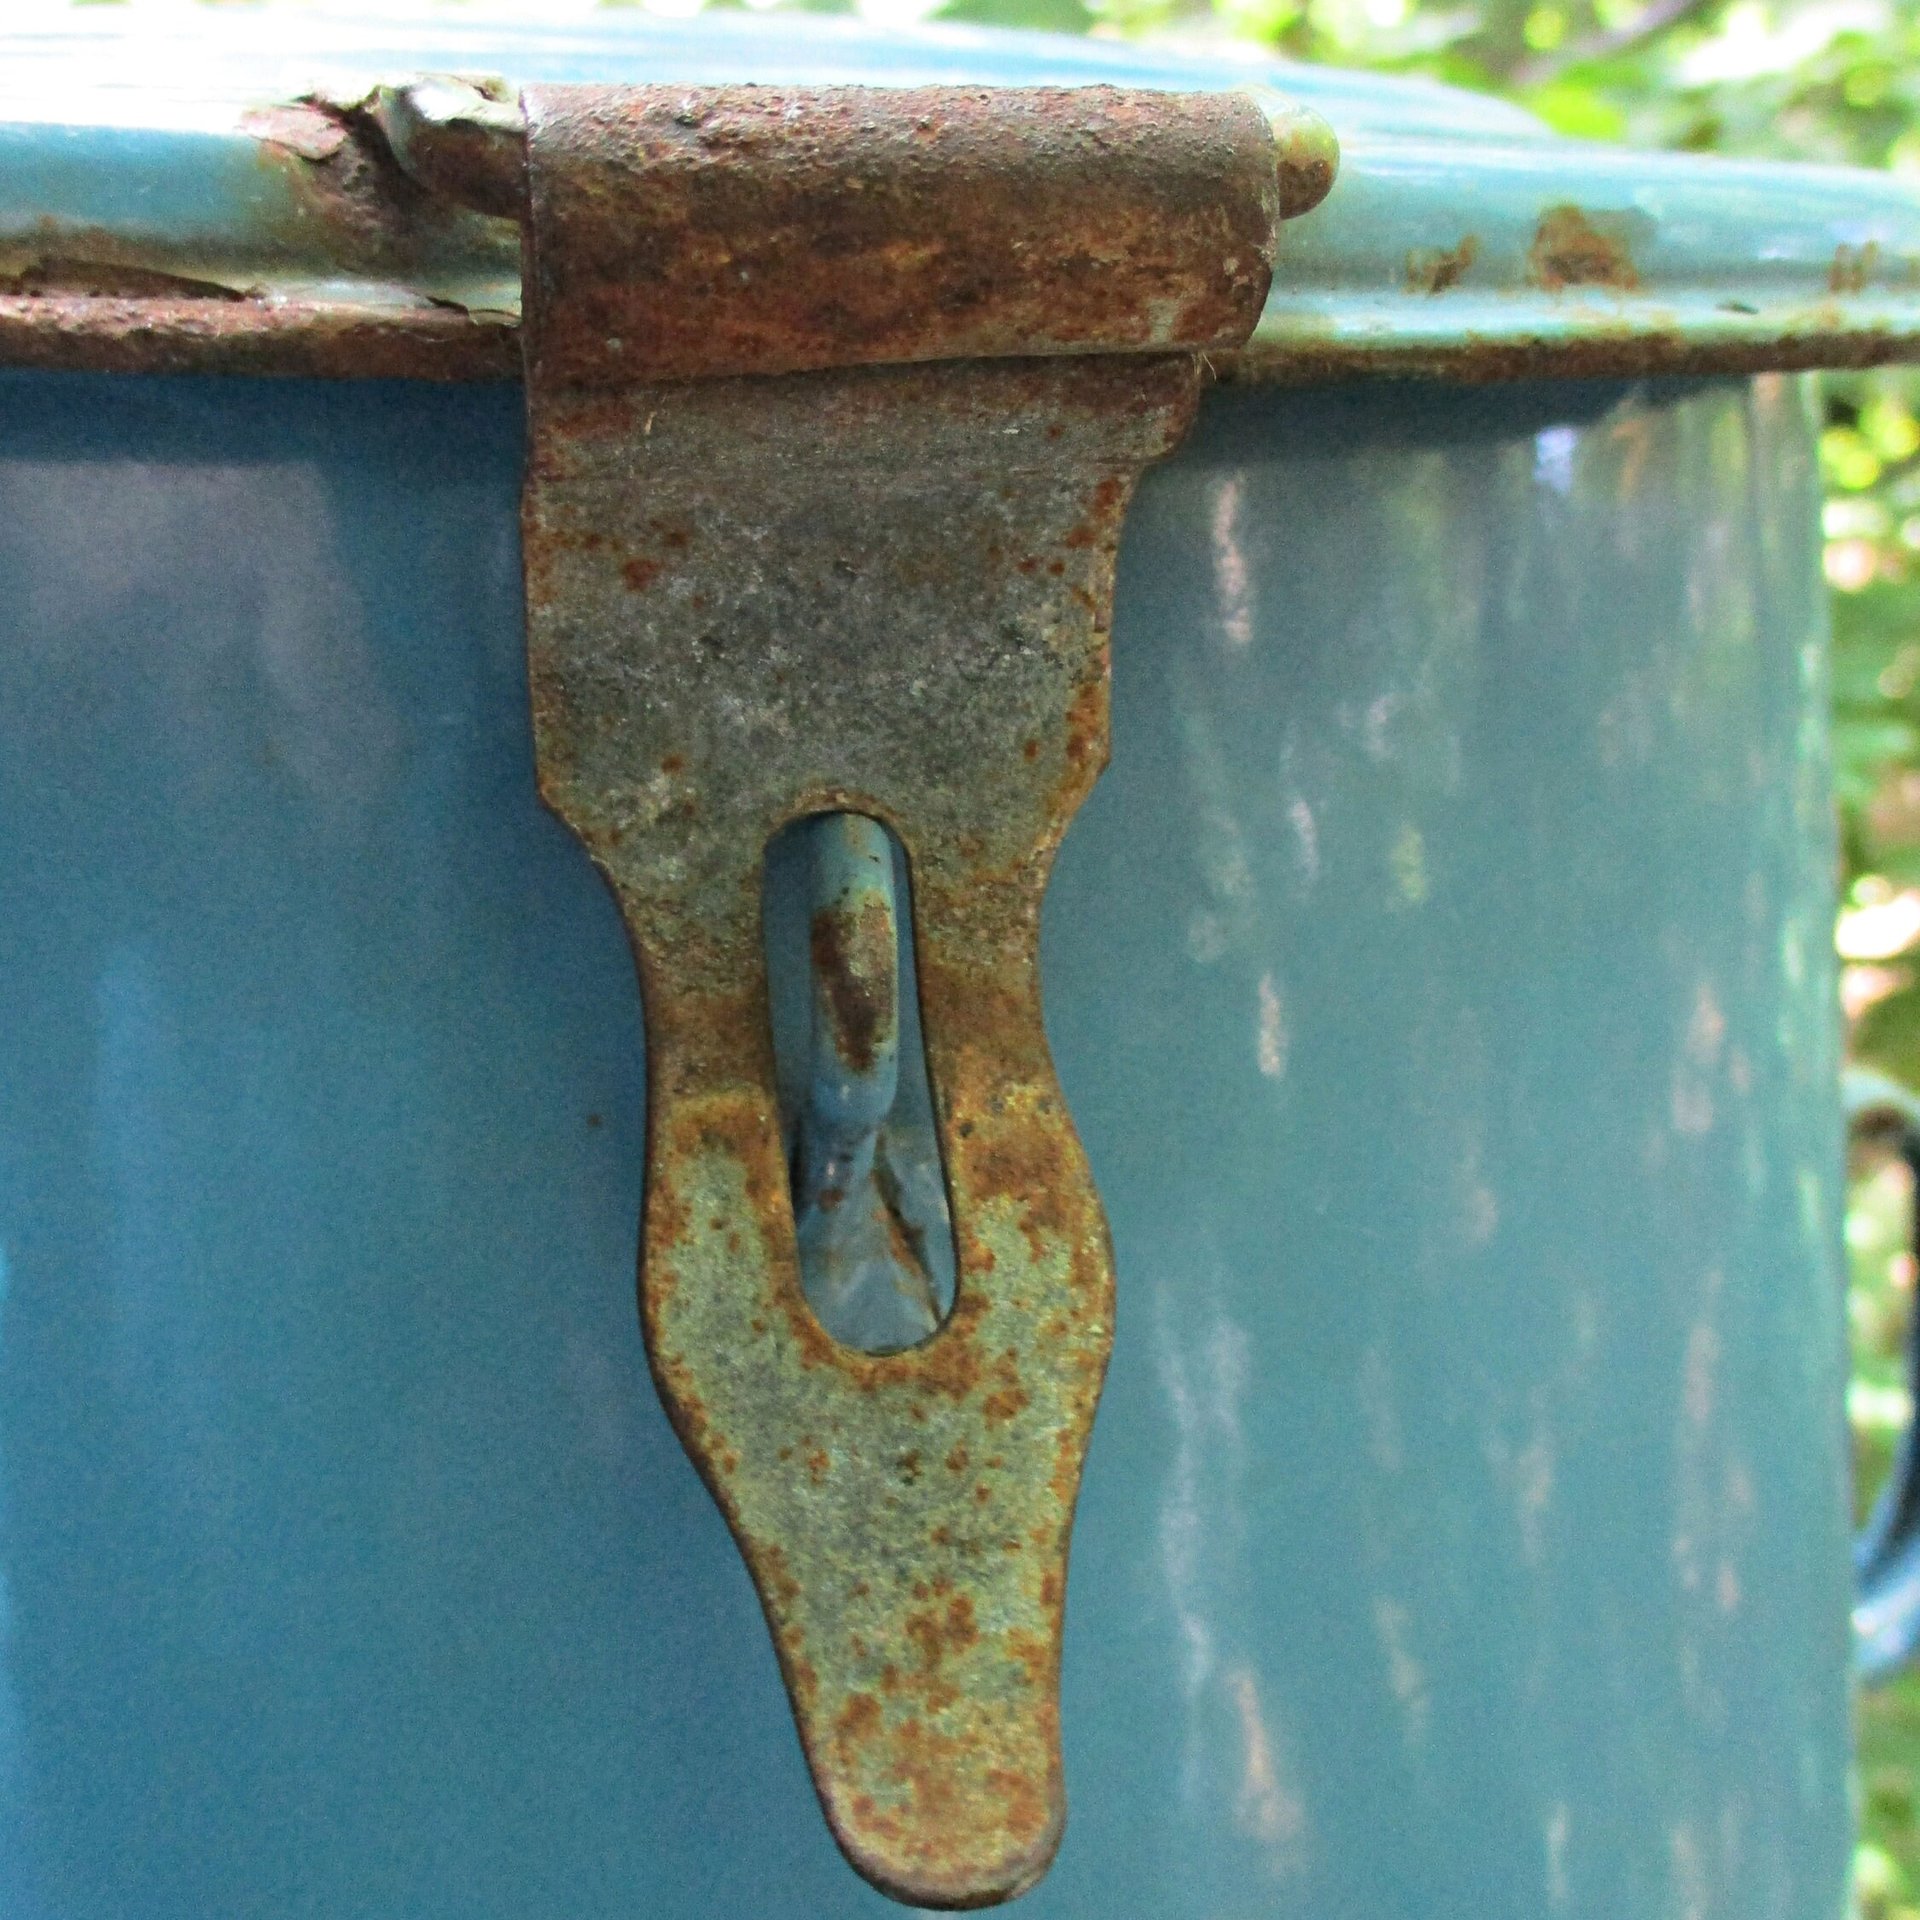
[0,366,1849,1917]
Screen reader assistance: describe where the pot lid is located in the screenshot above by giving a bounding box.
[2,0,1915,382]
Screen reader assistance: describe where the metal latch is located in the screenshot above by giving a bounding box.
[394,77,1333,1908]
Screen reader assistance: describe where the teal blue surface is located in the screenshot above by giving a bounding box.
[0,363,1849,1916]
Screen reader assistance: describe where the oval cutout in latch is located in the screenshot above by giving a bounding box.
[763,813,957,1355]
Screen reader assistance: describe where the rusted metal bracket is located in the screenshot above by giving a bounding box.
[492,82,1324,1908]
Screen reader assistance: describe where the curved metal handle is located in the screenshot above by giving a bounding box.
[1846,1068,1920,1682]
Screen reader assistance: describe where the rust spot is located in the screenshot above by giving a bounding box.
[787,1655,820,1715]
[1406,235,1478,296]
[758,1543,804,1612]
[1005,1629,1056,1693]
[810,891,896,1077]
[238,103,351,165]
[647,1176,692,1263]
[903,1590,980,1672]
[966,1123,1072,1262]
[0,246,244,303]
[1215,325,1920,384]
[621,556,661,591]
[980,1387,1029,1427]
[946,1592,979,1649]
[1833,242,1881,295]
[0,292,519,381]
[1529,205,1639,293]
[837,1692,883,1744]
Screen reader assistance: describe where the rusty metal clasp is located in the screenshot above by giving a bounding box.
[423,78,1335,1907]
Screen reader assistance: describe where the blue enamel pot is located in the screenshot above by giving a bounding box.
[1,10,1915,1916]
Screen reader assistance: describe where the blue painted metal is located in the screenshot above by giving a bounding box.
[0,8,1868,1917]
[0,361,1848,1919]
[1845,1069,1920,1683]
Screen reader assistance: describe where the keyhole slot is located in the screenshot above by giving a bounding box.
[762,813,957,1354]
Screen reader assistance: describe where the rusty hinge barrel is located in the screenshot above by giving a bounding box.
[495,82,1328,1909]
[520,84,1312,383]
[380,78,1336,380]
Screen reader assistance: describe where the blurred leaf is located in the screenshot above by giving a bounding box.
[938,0,1098,26]
[1828,426,1888,492]
[1528,78,1630,133]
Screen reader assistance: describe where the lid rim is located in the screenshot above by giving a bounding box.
[3,11,1918,386]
